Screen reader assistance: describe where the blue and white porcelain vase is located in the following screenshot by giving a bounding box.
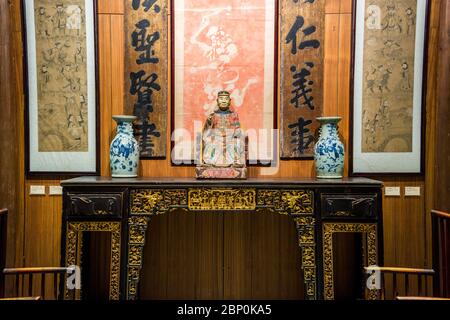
[314,117,345,179]
[110,115,139,178]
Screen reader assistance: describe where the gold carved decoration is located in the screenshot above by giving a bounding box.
[127,216,151,300]
[130,190,164,214]
[282,191,314,215]
[322,223,378,300]
[126,187,317,300]
[258,190,314,215]
[130,189,188,215]
[188,188,256,211]
[294,217,317,300]
[65,222,121,300]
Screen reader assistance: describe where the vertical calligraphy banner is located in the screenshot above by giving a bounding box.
[280,0,325,159]
[125,0,168,158]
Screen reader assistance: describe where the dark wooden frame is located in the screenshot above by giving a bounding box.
[169,0,279,167]
[22,0,100,178]
[349,0,430,176]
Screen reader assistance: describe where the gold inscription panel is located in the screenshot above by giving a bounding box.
[188,188,256,211]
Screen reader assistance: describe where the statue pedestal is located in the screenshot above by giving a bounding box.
[195,166,247,179]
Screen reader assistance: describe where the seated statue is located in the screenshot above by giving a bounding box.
[196,91,247,179]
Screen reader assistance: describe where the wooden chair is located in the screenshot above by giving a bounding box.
[365,209,450,300]
[2,267,71,300]
[431,210,450,298]
[365,266,435,299]
[0,209,7,298]
[0,208,76,300]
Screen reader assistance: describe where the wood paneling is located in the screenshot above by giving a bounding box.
[24,181,63,268]
[336,13,352,177]
[0,0,25,297]
[425,0,441,271]
[323,14,340,116]
[2,0,444,299]
[97,0,124,15]
[223,214,253,299]
[435,1,450,213]
[141,212,303,300]
[325,0,341,14]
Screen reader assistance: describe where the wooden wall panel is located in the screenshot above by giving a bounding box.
[97,0,124,15]
[166,211,196,299]
[323,14,340,116]
[1,0,25,297]
[140,213,169,299]
[2,0,443,299]
[424,0,441,270]
[98,14,113,176]
[381,178,427,267]
[194,214,224,299]
[223,215,253,299]
[23,181,63,269]
[336,13,352,177]
[340,0,353,14]
[325,0,341,14]
[435,1,450,213]
[110,15,125,126]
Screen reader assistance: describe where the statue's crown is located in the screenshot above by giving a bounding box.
[217,91,230,97]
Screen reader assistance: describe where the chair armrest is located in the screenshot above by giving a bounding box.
[396,296,450,301]
[3,267,70,275]
[0,296,41,301]
[365,266,435,275]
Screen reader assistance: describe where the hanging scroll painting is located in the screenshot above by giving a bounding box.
[351,0,428,174]
[23,0,99,176]
[280,0,325,159]
[171,0,277,165]
[125,0,168,158]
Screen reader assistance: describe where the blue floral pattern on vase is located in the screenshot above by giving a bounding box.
[314,117,345,179]
[110,115,139,177]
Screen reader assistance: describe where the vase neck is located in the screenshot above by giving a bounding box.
[117,121,133,135]
[320,122,338,137]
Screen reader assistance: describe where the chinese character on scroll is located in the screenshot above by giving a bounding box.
[125,0,168,158]
[280,0,325,159]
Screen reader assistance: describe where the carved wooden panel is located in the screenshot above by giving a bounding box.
[321,194,378,219]
[68,193,123,217]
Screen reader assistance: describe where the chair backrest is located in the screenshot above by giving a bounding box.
[0,208,7,298]
[431,210,450,298]
[3,267,71,300]
[365,266,435,300]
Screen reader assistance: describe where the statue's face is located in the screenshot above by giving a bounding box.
[217,95,231,111]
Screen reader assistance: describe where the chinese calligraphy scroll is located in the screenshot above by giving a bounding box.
[125,0,168,158]
[280,0,325,159]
